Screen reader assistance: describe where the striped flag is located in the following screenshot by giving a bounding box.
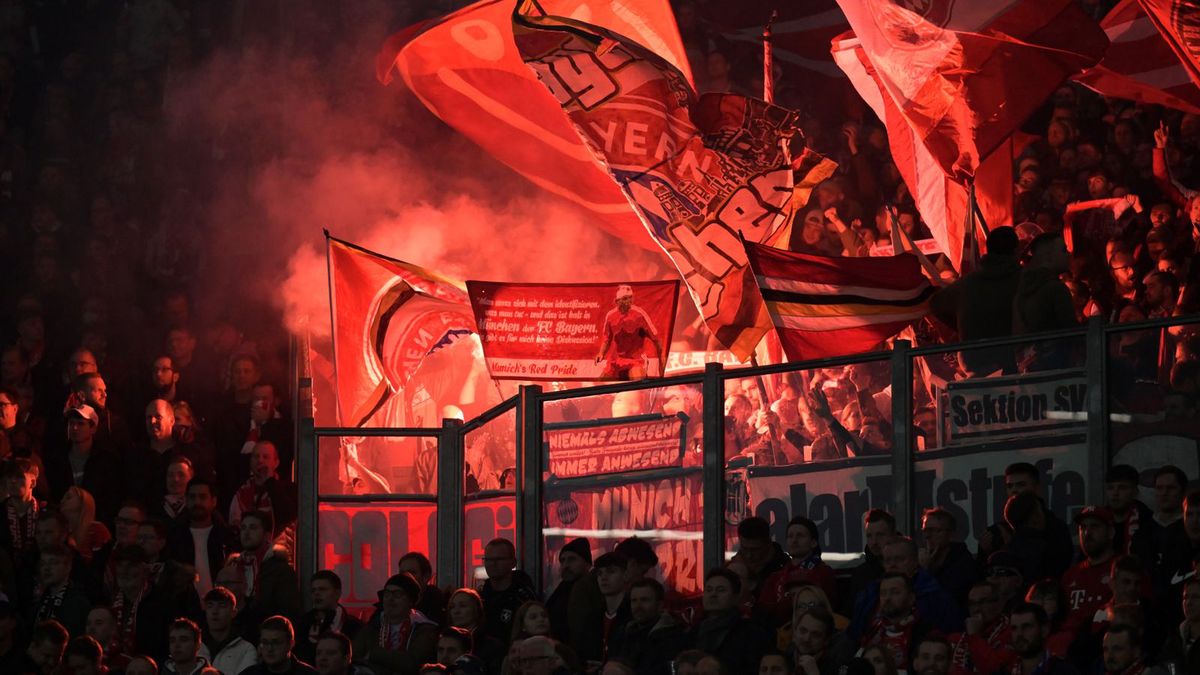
[743,240,933,361]
[1075,0,1200,113]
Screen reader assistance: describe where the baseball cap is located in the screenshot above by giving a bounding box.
[615,285,634,300]
[64,404,99,425]
[985,551,1022,578]
[1073,506,1115,526]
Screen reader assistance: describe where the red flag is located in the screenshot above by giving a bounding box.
[743,240,933,361]
[326,236,475,427]
[512,6,835,360]
[833,36,1012,272]
[377,0,692,250]
[833,0,1107,180]
[1138,0,1200,94]
[1076,0,1200,113]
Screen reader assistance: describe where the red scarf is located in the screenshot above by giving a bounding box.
[236,544,271,599]
[1107,662,1147,675]
[6,497,37,550]
[378,616,414,650]
[1121,508,1141,555]
[113,582,148,653]
[234,477,276,522]
[862,613,917,669]
[952,616,1010,670]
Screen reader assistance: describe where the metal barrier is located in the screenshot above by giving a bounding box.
[297,314,1200,597]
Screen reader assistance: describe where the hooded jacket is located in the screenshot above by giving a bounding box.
[608,612,689,675]
[1013,267,1077,335]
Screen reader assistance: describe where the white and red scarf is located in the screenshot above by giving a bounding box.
[6,497,37,549]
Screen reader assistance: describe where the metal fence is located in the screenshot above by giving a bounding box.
[296,314,1200,601]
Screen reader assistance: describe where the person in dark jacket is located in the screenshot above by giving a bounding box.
[733,516,789,613]
[1012,232,1076,371]
[238,615,318,675]
[23,544,91,637]
[479,538,539,645]
[690,568,772,675]
[44,405,123,523]
[918,507,977,608]
[1002,492,1075,586]
[929,226,1022,375]
[166,478,237,597]
[546,537,591,643]
[1157,578,1200,674]
[1104,464,1161,566]
[572,552,631,663]
[351,573,437,675]
[295,570,363,665]
[848,537,964,640]
[228,510,302,628]
[978,462,1073,579]
[847,509,896,616]
[608,578,687,675]
[398,552,445,626]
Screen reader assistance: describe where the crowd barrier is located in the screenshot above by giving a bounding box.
[295,315,1200,613]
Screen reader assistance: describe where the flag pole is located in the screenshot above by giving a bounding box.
[739,230,784,462]
[324,228,346,427]
[763,10,777,105]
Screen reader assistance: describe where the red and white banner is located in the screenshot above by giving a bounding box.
[545,415,687,479]
[467,280,678,381]
[377,0,692,250]
[1076,0,1200,113]
[327,236,475,427]
[1139,0,1200,93]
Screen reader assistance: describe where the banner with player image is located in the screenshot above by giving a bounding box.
[466,280,679,381]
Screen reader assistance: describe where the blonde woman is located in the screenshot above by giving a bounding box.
[59,486,111,561]
[777,582,851,651]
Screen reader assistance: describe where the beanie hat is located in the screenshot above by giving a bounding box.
[560,537,592,564]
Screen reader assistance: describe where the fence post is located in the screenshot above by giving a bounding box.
[437,418,465,589]
[702,362,726,573]
[890,340,913,534]
[297,415,317,587]
[1085,316,1108,506]
[517,384,544,591]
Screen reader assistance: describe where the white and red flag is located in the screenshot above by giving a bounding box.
[326,234,475,427]
[834,0,1107,180]
[376,0,692,250]
[832,36,1012,272]
[831,0,1106,270]
[1076,0,1200,112]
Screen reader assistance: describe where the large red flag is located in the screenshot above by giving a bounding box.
[1138,0,1200,92]
[326,235,475,427]
[1076,0,1200,113]
[511,4,835,360]
[744,240,933,361]
[832,35,1012,272]
[377,0,692,250]
[834,0,1107,181]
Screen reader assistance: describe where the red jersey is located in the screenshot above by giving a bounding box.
[604,306,657,359]
[862,614,918,670]
[949,617,1013,674]
[759,556,837,624]
[1061,558,1112,633]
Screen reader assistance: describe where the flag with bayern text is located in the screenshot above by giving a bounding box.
[1138,0,1200,95]
[512,1,835,359]
[743,240,933,361]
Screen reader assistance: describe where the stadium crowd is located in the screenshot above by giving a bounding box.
[0,0,1199,675]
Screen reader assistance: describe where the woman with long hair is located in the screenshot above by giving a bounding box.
[59,486,110,561]
[510,600,552,642]
[447,588,505,673]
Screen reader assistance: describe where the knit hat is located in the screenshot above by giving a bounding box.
[559,537,592,565]
[380,572,422,604]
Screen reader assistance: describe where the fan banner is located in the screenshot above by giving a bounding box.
[544,413,688,479]
[466,280,679,381]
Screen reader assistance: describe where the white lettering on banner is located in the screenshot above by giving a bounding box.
[944,369,1087,444]
[869,238,942,257]
[664,350,744,374]
[546,417,684,479]
[748,438,1088,552]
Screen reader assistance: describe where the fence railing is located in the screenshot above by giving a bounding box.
[297,314,1200,601]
